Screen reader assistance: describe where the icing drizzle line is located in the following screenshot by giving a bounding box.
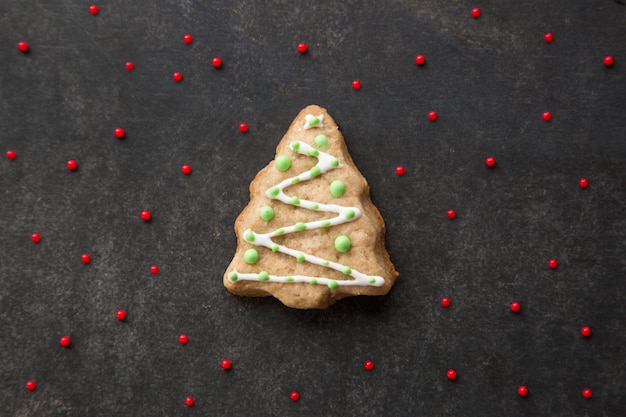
[228,138,385,289]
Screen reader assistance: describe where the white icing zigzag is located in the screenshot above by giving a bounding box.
[228,135,385,289]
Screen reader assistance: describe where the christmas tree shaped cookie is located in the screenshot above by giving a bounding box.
[224,105,398,308]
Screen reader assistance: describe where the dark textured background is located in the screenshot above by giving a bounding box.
[1,1,625,416]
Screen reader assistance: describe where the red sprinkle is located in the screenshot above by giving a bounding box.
[125,62,135,71]
[6,150,17,160]
[183,34,193,45]
[542,111,552,122]
[185,396,195,407]
[582,388,593,399]
[18,41,29,53]
[212,57,222,68]
[415,55,425,65]
[114,127,125,138]
[67,160,78,171]
[447,369,457,380]
[471,8,481,18]
[239,123,249,133]
[363,360,375,371]
[141,210,151,221]
[579,178,589,188]
[89,5,99,15]
[181,164,192,175]
[581,326,591,337]
[447,210,456,220]
[428,111,438,122]
[297,42,307,53]
[510,302,521,312]
[544,33,554,43]
[604,56,614,67]
[59,335,71,347]
[179,334,189,345]
[352,79,362,90]
[150,265,160,275]
[395,166,405,176]
[221,359,232,370]
[548,259,558,269]
[290,391,300,402]
[31,233,41,243]
[485,156,496,167]
[81,254,91,264]
[173,72,183,82]
[116,309,127,321]
[518,386,529,397]
[441,297,451,308]
[25,380,37,391]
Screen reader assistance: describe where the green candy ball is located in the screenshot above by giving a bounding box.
[329,180,346,197]
[259,206,275,221]
[314,134,329,148]
[244,248,259,264]
[334,235,352,253]
[275,155,291,172]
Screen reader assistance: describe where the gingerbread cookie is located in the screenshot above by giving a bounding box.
[224,105,398,308]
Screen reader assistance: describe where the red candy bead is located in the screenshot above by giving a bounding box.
[141,210,151,221]
[25,380,37,391]
[81,254,91,264]
[183,34,193,45]
[548,259,558,269]
[441,297,451,308]
[363,360,375,371]
[579,178,589,188]
[544,33,554,43]
[428,111,438,121]
[542,111,552,122]
[471,8,481,18]
[178,334,189,345]
[518,386,529,397]
[116,309,127,320]
[415,55,425,65]
[221,359,232,370]
[395,166,405,176]
[581,326,591,337]
[18,41,29,53]
[173,72,183,82]
[89,5,99,15]
[447,210,456,219]
[6,150,16,160]
[239,123,249,133]
[603,56,614,67]
[485,156,496,167]
[582,388,593,399]
[212,57,222,68]
[447,369,457,380]
[185,396,195,407]
[181,164,192,175]
[125,62,135,71]
[290,391,300,402]
[352,79,361,90]
[67,160,78,171]
[510,302,521,312]
[114,127,125,138]
[150,265,160,275]
[297,42,307,53]
[59,335,71,347]
[31,233,41,243]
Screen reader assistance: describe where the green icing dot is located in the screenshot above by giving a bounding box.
[229,272,238,281]
[275,155,291,172]
[310,166,321,177]
[307,116,320,127]
[271,244,279,252]
[295,222,307,231]
[309,279,318,285]
[292,141,300,151]
[259,206,274,221]
[321,221,331,228]
[321,260,329,266]
[291,177,301,184]
[310,203,319,210]
[296,253,305,263]
[345,210,355,220]
[269,187,280,197]
[330,158,339,167]
[334,235,352,253]
[314,134,328,148]
[244,249,259,264]
[285,276,295,282]
[329,180,346,198]
[307,149,320,157]
[369,277,377,284]
[289,196,300,205]
[341,266,352,275]
[274,229,285,236]
[258,271,270,281]
[327,280,338,290]
[244,229,255,242]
